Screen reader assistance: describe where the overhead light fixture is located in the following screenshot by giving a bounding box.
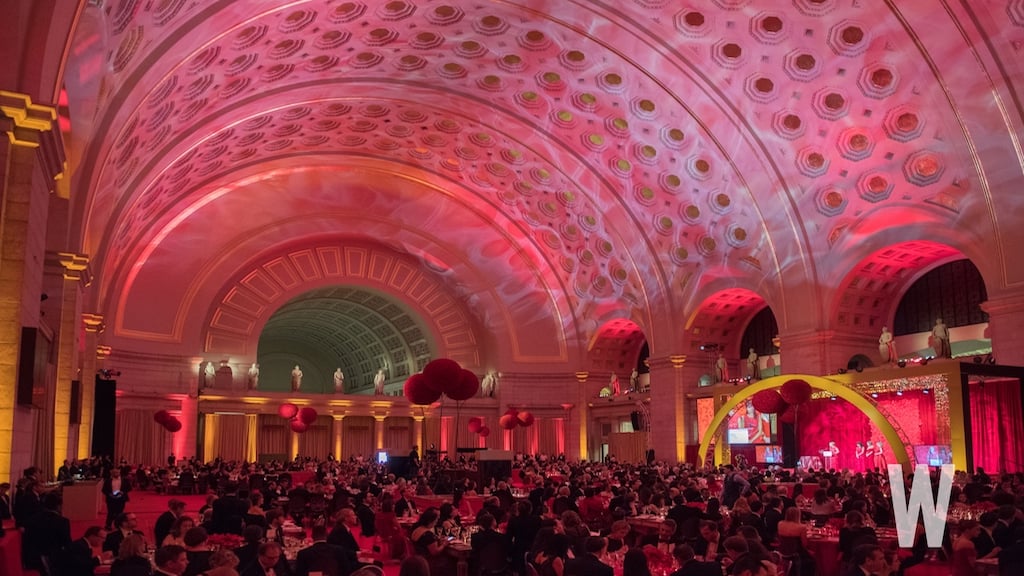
[896,390,904,396]
[898,360,907,368]
[871,392,878,399]
[923,389,930,395]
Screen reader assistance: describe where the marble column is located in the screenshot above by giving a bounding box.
[333,415,345,461]
[982,294,1024,367]
[374,415,386,451]
[52,252,87,472]
[79,314,103,459]
[647,355,688,463]
[0,91,65,483]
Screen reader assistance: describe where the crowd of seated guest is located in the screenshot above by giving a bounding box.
[5,452,1024,576]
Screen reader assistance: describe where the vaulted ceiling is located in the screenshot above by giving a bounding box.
[53,0,1024,361]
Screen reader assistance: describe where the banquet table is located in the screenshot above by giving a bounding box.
[411,494,486,516]
[806,526,899,576]
[286,471,316,486]
[626,514,666,533]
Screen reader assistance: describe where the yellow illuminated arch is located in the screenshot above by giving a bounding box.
[697,374,912,471]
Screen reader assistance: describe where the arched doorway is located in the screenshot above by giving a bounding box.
[697,374,912,471]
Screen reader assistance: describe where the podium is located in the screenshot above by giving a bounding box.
[62,480,103,521]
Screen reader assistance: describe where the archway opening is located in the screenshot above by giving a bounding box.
[687,288,773,384]
[588,319,648,394]
[256,286,435,395]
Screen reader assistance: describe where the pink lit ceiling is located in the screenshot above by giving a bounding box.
[58,1,1024,360]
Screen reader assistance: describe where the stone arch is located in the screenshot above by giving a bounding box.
[828,240,972,334]
[684,288,775,359]
[697,374,912,470]
[256,286,434,394]
[203,244,483,369]
[587,319,648,392]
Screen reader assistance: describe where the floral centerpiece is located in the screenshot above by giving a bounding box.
[207,533,245,550]
[641,544,674,573]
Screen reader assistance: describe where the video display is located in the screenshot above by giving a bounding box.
[727,402,775,444]
[913,445,952,466]
[756,445,783,464]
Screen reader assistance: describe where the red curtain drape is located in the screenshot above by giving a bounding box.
[383,417,412,453]
[969,379,1024,472]
[258,415,289,460]
[298,416,332,459]
[342,417,374,460]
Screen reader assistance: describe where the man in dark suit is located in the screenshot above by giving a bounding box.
[470,513,511,576]
[155,498,185,550]
[13,477,42,527]
[974,511,999,559]
[102,468,132,530]
[212,482,249,535]
[294,524,352,576]
[354,493,377,537]
[23,492,73,571]
[63,526,106,576]
[327,507,361,567]
[641,519,682,553]
[0,482,12,521]
[670,544,722,576]
[153,544,189,576]
[844,544,895,576]
[993,505,1022,549]
[565,536,614,576]
[762,497,784,544]
[241,542,292,576]
[103,512,145,554]
[235,525,265,573]
[667,495,702,542]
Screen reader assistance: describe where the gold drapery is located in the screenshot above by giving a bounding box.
[116,409,172,466]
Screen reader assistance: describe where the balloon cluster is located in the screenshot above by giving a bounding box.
[404,358,480,405]
[467,416,490,438]
[749,379,813,425]
[153,410,183,433]
[499,408,535,430]
[278,403,318,433]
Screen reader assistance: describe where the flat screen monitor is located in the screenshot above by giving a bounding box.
[376,451,389,464]
[913,445,952,466]
[726,403,775,444]
[756,445,783,464]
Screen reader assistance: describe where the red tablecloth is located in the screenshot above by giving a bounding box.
[0,527,23,576]
[286,471,316,486]
[410,495,486,516]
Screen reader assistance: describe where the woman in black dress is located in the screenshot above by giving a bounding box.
[410,507,457,576]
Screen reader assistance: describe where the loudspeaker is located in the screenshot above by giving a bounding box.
[630,411,642,431]
[780,423,797,468]
[646,449,655,464]
[93,377,117,458]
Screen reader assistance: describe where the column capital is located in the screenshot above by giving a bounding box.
[0,90,67,189]
[412,415,425,422]
[82,313,105,333]
[332,414,346,421]
[96,345,112,360]
[56,252,91,283]
[574,371,589,383]
[647,355,687,369]
[373,414,388,422]
[981,293,1024,316]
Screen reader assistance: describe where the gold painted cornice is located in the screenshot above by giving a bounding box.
[574,371,589,383]
[82,313,105,333]
[0,90,67,194]
[96,345,112,359]
[57,252,91,283]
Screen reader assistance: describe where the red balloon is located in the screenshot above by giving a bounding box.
[499,414,518,430]
[423,358,462,394]
[289,419,309,433]
[780,379,813,405]
[468,417,483,433]
[278,403,298,420]
[517,411,535,427]
[154,410,171,424]
[751,390,788,414]
[299,407,318,425]
[164,418,182,433]
[779,405,797,424]
[478,426,491,438]
[404,373,442,406]
[446,369,480,401]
